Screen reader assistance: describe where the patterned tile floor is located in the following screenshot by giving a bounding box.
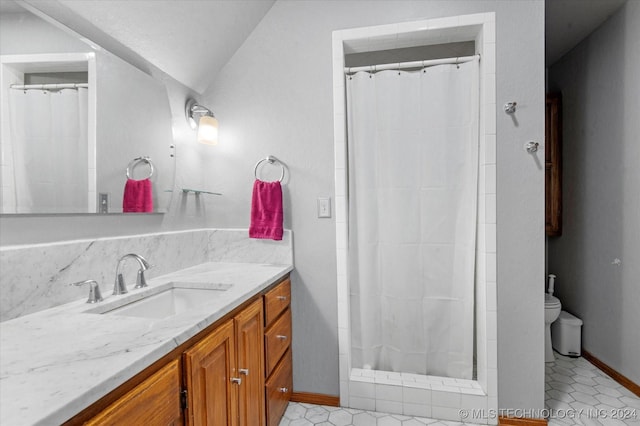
[546,352,640,425]
[279,352,640,426]
[278,403,481,426]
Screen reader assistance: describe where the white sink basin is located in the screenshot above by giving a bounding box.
[87,282,233,319]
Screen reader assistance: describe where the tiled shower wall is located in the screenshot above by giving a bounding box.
[332,13,497,423]
[0,228,292,321]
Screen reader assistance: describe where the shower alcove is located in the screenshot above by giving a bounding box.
[332,13,497,422]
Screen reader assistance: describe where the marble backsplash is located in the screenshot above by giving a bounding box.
[0,229,292,322]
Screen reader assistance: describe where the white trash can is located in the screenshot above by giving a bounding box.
[551,310,583,357]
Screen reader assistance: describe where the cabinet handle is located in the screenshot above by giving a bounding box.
[277,296,288,301]
[239,368,249,375]
[231,377,242,385]
[276,335,288,340]
[278,387,289,393]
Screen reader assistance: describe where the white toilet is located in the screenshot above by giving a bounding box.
[544,274,562,362]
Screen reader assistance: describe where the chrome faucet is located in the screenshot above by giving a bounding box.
[113,253,152,295]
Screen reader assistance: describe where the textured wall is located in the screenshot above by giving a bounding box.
[202,0,545,409]
[548,1,640,385]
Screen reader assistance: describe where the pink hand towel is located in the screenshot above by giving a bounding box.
[249,179,283,240]
[123,178,153,213]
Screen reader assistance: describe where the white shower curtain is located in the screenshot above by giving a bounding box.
[6,87,88,213]
[347,60,479,379]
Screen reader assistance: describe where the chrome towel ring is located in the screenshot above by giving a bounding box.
[126,156,154,180]
[254,156,285,182]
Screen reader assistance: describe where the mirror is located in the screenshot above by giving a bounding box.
[0,2,175,214]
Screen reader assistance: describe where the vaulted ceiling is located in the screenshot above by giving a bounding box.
[10,0,628,93]
[19,0,275,94]
[545,0,626,64]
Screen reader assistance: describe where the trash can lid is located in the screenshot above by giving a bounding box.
[559,310,583,326]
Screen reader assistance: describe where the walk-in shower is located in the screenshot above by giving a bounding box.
[333,13,498,422]
[347,55,479,380]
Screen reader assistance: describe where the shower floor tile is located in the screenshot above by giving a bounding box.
[280,352,640,425]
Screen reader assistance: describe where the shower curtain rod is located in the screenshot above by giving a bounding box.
[344,54,479,74]
[10,83,88,90]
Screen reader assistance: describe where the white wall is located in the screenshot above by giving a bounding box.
[203,0,545,410]
[548,1,640,385]
[0,12,87,54]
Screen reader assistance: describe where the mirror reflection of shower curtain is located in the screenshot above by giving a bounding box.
[7,87,88,213]
[347,60,479,379]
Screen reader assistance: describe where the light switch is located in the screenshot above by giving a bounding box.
[317,197,331,218]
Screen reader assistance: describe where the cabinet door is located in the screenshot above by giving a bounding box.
[235,299,266,426]
[546,92,562,236]
[86,359,182,426]
[184,319,238,426]
[265,349,292,426]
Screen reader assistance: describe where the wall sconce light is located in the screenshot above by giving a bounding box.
[185,98,218,145]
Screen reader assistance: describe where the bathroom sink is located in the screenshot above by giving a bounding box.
[87,282,233,319]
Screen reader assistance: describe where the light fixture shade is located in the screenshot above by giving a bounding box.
[197,115,218,145]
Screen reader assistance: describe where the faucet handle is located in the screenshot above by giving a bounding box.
[74,280,104,303]
[135,269,149,289]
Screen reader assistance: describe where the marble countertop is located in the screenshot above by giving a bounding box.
[0,261,293,426]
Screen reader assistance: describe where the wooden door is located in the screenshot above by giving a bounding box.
[184,319,238,426]
[235,299,266,426]
[546,93,562,236]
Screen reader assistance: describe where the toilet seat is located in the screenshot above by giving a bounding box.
[545,294,561,308]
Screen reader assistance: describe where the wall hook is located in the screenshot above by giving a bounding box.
[504,102,517,114]
[524,141,539,153]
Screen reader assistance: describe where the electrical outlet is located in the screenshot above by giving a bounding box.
[98,193,109,213]
[317,197,331,218]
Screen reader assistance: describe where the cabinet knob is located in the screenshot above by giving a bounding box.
[239,369,249,375]
[231,377,242,385]
[276,335,288,340]
[278,387,288,393]
[277,296,288,301]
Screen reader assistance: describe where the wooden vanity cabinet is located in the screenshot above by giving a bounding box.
[263,278,292,426]
[73,275,290,426]
[85,359,182,426]
[184,298,265,426]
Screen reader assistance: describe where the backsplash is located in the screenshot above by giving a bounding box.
[0,229,292,321]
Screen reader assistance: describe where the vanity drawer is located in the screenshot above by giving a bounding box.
[86,359,182,426]
[265,307,291,376]
[265,349,292,426]
[264,278,290,326]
